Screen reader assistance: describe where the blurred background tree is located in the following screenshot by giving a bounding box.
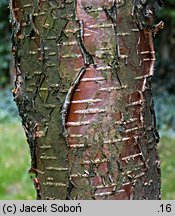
[0,1,18,123]
[0,0,175,199]
[0,0,11,89]
[154,0,175,95]
[153,0,175,136]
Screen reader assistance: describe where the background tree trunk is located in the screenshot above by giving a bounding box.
[11,0,161,200]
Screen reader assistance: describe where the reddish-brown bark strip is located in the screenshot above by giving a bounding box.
[64,0,161,199]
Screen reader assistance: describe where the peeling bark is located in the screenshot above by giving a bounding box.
[11,0,162,199]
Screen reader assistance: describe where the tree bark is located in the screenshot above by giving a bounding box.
[11,0,161,199]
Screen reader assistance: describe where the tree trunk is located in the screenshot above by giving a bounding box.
[11,0,161,200]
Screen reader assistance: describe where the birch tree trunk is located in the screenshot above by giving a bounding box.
[11,0,162,199]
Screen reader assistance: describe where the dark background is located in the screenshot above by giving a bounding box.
[0,0,175,199]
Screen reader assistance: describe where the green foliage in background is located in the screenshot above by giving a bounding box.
[0,0,11,88]
[0,0,8,6]
[0,89,19,123]
[0,122,35,199]
[154,0,175,95]
[0,87,35,199]
[159,136,175,200]
[158,0,175,22]
[154,92,175,137]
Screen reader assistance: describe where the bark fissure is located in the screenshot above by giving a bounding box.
[62,66,87,137]
[76,20,95,65]
[103,3,123,87]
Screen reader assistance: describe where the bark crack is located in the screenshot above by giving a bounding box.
[61,66,87,137]
[76,20,95,65]
[103,2,123,87]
